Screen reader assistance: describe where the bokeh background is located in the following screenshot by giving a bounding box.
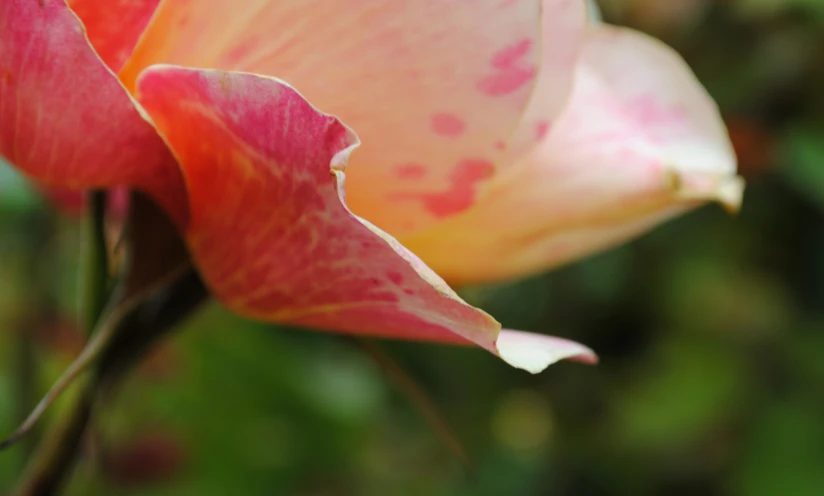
[2,0,824,494]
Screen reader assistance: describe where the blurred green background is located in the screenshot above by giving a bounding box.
[3,0,824,494]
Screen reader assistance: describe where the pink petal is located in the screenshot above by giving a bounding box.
[134,65,594,373]
[402,25,742,285]
[38,186,130,220]
[120,0,584,236]
[575,26,739,192]
[0,0,188,227]
[67,0,162,72]
[37,186,86,215]
[505,0,586,157]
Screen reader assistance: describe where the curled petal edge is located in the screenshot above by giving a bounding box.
[133,65,596,374]
[322,98,599,374]
[338,169,598,374]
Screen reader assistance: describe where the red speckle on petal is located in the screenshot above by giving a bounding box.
[395,162,428,179]
[478,39,536,97]
[387,271,404,285]
[535,120,551,140]
[494,140,506,150]
[477,68,535,97]
[401,158,494,218]
[390,158,495,218]
[430,113,466,137]
[453,158,495,182]
[491,38,534,69]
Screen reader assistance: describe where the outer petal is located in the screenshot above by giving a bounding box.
[38,186,86,215]
[403,26,743,285]
[0,0,188,226]
[134,66,596,373]
[120,0,584,236]
[67,0,162,72]
[38,186,130,219]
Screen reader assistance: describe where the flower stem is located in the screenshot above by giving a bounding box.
[12,378,97,496]
[11,271,208,495]
[12,190,207,495]
[80,190,109,334]
[13,322,38,465]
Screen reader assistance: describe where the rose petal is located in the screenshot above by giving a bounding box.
[67,0,161,72]
[134,65,594,373]
[578,26,738,185]
[505,0,586,157]
[402,25,742,285]
[119,0,584,236]
[38,186,86,215]
[0,0,188,227]
[38,185,130,220]
[496,329,598,374]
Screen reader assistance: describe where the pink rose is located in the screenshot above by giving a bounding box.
[0,0,741,373]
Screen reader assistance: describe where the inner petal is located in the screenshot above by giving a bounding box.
[120,0,551,236]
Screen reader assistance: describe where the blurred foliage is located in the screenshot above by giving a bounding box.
[3,0,824,494]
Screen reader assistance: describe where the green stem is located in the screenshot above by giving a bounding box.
[81,190,109,335]
[12,192,202,494]
[12,378,97,496]
[13,323,37,464]
[12,271,208,495]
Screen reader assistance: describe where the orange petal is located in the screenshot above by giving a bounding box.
[120,0,585,236]
[0,0,188,227]
[134,65,595,373]
[67,0,162,72]
[403,26,742,285]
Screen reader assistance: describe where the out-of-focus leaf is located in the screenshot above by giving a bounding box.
[0,160,38,212]
[733,0,824,19]
[781,125,824,212]
[612,336,749,451]
[663,256,793,338]
[734,398,824,496]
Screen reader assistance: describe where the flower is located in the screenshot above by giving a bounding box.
[0,0,741,373]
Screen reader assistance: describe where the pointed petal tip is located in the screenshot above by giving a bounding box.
[669,169,745,215]
[495,329,598,374]
[716,175,746,214]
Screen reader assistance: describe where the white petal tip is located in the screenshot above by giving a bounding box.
[669,170,745,214]
[495,330,598,374]
[715,176,746,214]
